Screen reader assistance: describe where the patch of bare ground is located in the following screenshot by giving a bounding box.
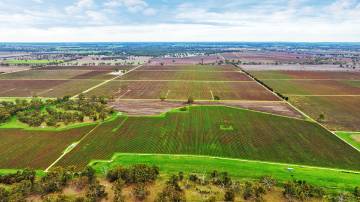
[110,99,303,118]
[0,65,29,74]
[242,64,360,72]
[109,100,185,115]
[197,100,303,119]
[351,134,360,143]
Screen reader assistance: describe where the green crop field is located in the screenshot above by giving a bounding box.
[90,153,360,192]
[56,106,360,170]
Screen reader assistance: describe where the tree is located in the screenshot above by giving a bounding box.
[132,184,149,201]
[86,181,107,201]
[317,114,325,122]
[224,189,235,202]
[113,179,126,202]
[187,96,194,105]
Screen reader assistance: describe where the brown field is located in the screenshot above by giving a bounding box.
[222,51,309,63]
[41,80,104,97]
[149,55,221,65]
[0,69,93,80]
[0,79,102,97]
[0,126,94,169]
[263,80,360,95]
[119,70,250,81]
[40,65,132,71]
[87,80,279,101]
[0,80,67,97]
[290,96,360,131]
[250,70,360,131]
[138,64,238,71]
[110,99,302,118]
[250,70,360,80]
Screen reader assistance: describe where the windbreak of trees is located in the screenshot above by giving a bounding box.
[0,95,114,127]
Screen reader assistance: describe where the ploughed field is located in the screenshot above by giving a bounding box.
[0,66,129,97]
[248,70,360,131]
[86,64,279,101]
[56,106,360,170]
[0,126,95,169]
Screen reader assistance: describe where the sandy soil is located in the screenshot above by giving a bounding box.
[0,65,30,73]
[110,100,303,118]
[242,64,360,72]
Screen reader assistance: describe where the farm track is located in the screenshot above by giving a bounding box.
[71,64,144,98]
[45,123,103,172]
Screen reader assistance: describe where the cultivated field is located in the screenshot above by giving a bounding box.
[0,126,95,169]
[291,96,360,131]
[119,70,251,81]
[57,106,360,170]
[86,80,279,101]
[137,64,238,71]
[248,70,360,131]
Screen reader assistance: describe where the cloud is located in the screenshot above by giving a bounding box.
[65,0,94,14]
[104,0,156,14]
[0,0,360,42]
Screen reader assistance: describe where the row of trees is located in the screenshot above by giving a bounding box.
[1,165,359,201]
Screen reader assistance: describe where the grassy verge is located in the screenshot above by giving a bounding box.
[90,153,360,192]
[335,131,360,150]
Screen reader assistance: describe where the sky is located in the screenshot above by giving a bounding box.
[0,0,359,42]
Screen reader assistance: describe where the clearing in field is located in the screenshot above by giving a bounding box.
[56,106,360,170]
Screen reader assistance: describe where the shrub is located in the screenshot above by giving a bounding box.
[283,180,324,201]
[86,181,107,201]
[187,96,194,104]
[132,183,149,201]
[106,164,159,184]
[224,189,235,202]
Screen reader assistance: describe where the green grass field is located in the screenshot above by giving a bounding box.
[56,106,360,170]
[90,153,360,192]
